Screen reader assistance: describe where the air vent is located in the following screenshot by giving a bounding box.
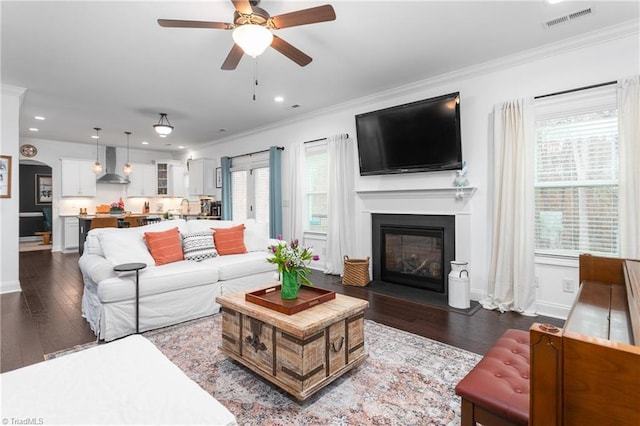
[544,7,593,29]
[291,104,301,108]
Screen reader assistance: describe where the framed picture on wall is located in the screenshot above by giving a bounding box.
[216,167,222,188]
[36,174,52,204]
[0,155,12,198]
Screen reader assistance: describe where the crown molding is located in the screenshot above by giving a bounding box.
[209,20,639,146]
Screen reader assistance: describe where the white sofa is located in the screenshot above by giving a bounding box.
[79,219,278,341]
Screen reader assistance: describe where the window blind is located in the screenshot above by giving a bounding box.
[305,143,328,233]
[534,86,619,256]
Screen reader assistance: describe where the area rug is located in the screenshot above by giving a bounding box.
[19,242,52,252]
[144,315,482,426]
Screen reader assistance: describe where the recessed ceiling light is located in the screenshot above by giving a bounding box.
[274,96,284,103]
[92,135,99,139]
[34,116,45,120]
[28,127,38,132]
[142,141,149,145]
[159,134,167,138]
[545,0,564,4]
[178,145,184,149]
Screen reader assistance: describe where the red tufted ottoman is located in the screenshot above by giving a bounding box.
[455,329,530,426]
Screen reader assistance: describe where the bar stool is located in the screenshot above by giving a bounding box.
[89,217,118,230]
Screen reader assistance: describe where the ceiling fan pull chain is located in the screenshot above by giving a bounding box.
[253,59,258,101]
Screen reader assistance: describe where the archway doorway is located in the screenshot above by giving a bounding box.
[19,160,52,251]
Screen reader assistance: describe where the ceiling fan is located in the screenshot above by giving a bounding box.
[158,0,336,70]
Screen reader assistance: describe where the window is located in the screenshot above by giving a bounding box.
[534,86,618,257]
[304,142,328,233]
[230,154,269,225]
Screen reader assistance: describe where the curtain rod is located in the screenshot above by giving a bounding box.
[534,80,617,100]
[230,146,284,160]
[303,134,350,144]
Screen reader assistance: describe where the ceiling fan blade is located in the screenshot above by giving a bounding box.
[270,5,336,29]
[271,35,312,67]
[157,19,232,29]
[221,44,244,70]
[231,0,253,15]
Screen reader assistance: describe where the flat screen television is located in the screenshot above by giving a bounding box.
[355,92,462,175]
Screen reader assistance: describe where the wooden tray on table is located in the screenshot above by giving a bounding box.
[245,284,336,315]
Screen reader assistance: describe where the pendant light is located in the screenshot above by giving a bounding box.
[153,113,173,137]
[123,131,132,175]
[92,127,102,174]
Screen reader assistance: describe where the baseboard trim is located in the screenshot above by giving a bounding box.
[535,301,570,320]
[470,290,569,320]
[1,280,22,294]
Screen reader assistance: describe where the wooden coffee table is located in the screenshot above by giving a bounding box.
[216,285,369,401]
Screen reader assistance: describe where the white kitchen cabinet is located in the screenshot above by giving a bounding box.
[63,216,79,252]
[127,163,157,197]
[188,158,216,196]
[60,159,96,197]
[156,161,186,197]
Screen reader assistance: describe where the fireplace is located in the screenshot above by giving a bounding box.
[372,214,455,294]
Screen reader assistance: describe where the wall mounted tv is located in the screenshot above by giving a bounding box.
[355,92,462,176]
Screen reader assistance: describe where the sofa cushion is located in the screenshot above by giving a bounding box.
[244,220,269,252]
[144,227,184,265]
[99,261,219,303]
[90,219,188,266]
[201,251,275,281]
[99,230,155,267]
[182,230,217,261]
[213,224,247,255]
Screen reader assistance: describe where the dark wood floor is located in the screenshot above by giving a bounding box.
[1,250,564,373]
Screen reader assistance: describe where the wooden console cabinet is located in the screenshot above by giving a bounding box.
[216,288,369,401]
[530,255,640,426]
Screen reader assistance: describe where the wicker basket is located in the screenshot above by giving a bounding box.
[342,256,371,287]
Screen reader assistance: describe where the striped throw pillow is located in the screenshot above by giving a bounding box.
[212,224,247,255]
[143,227,184,265]
[182,230,217,261]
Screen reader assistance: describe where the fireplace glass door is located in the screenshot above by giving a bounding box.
[381,226,445,292]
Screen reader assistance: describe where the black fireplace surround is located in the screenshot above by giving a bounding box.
[372,214,455,294]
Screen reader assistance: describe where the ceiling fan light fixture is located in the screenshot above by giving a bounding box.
[154,113,174,136]
[232,24,273,58]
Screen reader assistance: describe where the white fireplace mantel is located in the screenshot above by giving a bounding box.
[354,186,477,279]
[355,187,477,200]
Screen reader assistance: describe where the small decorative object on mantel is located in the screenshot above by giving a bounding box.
[454,161,469,199]
[267,237,320,300]
[110,198,125,215]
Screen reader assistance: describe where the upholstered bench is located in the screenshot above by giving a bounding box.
[455,329,530,426]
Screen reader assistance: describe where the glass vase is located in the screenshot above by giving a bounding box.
[281,270,301,300]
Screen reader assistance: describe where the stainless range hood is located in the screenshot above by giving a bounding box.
[96,146,130,184]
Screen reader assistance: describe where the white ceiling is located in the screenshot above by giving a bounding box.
[2,0,638,152]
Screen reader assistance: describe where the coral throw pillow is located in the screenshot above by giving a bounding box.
[144,227,184,265]
[212,224,247,255]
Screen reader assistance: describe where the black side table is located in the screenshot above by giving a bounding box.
[113,262,147,333]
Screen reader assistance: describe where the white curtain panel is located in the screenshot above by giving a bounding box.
[617,75,640,259]
[324,134,356,275]
[288,141,306,241]
[483,98,537,316]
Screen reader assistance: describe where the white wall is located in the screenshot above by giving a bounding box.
[186,25,639,319]
[1,85,26,293]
